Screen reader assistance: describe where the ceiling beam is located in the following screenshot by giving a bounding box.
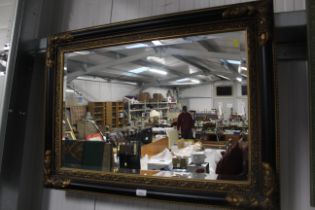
[142,71,203,88]
[198,39,221,52]
[99,50,186,77]
[83,72,153,84]
[66,46,244,82]
[66,50,155,81]
[173,55,240,80]
[173,55,213,76]
[165,48,243,61]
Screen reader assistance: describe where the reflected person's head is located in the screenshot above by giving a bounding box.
[182,106,187,112]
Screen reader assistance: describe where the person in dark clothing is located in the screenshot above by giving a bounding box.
[177,106,194,139]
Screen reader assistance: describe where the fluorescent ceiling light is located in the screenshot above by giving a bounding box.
[226,59,241,65]
[152,40,163,46]
[191,79,200,84]
[74,50,90,55]
[77,76,94,80]
[238,66,247,73]
[236,77,242,82]
[129,67,167,75]
[176,78,190,83]
[66,89,75,93]
[217,75,231,80]
[189,66,199,74]
[241,74,248,78]
[149,68,167,75]
[121,81,138,86]
[147,56,165,64]
[0,72,5,76]
[129,67,148,74]
[175,78,200,84]
[64,66,67,71]
[126,43,148,49]
[66,51,90,57]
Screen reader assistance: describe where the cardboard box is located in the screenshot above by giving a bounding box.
[153,93,164,102]
[138,92,151,102]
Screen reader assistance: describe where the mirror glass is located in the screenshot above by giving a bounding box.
[61,30,249,181]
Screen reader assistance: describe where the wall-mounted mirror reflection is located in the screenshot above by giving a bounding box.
[62,30,249,181]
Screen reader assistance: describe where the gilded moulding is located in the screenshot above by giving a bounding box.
[44,150,71,188]
[226,163,276,209]
[222,1,273,46]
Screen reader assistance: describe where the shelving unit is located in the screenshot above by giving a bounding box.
[111,101,125,128]
[126,101,177,123]
[88,101,125,130]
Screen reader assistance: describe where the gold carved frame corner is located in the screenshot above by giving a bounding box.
[226,162,277,209]
[44,150,71,188]
[222,0,273,46]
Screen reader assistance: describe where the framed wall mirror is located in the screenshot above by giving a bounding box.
[44,1,278,209]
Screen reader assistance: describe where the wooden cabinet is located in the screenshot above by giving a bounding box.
[88,101,125,130]
[110,101,124,128]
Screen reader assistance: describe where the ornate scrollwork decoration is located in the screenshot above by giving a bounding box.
[226,193,259,208]
[260,162,275,208]
[45,176,71,188]
[50,33,74,43]
[222,1,272,46]
[43,150,52,177]
[258,32,270,46]
[46,47,54,69]
[256,1,273,46]
[226,162,276,209]
[44,150,71,188]
[222,5,256,18]
[46,33,73,69]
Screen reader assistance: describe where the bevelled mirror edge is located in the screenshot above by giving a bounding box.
[44,1,278,209]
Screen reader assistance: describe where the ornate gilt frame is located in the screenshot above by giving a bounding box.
[44,1,278,209]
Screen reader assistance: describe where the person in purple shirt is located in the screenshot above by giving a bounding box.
[177,106,194,139]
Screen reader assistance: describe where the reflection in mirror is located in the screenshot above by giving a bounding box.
[62,31,248,181]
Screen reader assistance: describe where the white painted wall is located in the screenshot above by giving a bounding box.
[178,82,247,118]
[180,84,213,98]
[179,84,213,112]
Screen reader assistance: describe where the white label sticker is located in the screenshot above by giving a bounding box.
[136,189,147,197]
